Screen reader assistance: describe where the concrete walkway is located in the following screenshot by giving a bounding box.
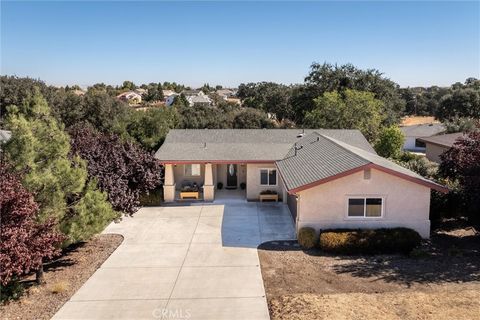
[53,202,295,320]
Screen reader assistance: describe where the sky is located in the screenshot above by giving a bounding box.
[1,1,479,88]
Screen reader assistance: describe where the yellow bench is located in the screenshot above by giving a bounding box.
[180,191,199,199]
[259,194,278,202]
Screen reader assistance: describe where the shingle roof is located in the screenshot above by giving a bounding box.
[155,129,376,162]
[400,123,445,137]
[417,132,466,148]
[277,132,446,192]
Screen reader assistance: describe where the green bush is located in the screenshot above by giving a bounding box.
[139,188,162,206]
[319,228,421,254]
[297,227,317,249]
[0,280,24,303]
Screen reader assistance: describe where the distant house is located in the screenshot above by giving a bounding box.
[186,95,212,107]
[116,91,142,105]
[72,89,86,96]
[400,123,445,152]
[0,129,12,152]
[165,93,179,107]
[417,132,466,163]
[134,88,147,96]
[215,89,235,100]
[162,90,176,97]
[182,90,212,107]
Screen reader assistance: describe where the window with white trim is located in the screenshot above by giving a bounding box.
[184,164,201,176]
[348,197,383,217]
[260,169,277,186]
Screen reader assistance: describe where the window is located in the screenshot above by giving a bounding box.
[415,139,426,148]
[260,169,277,186]
[348,197,383,218]
[184,164,201,176]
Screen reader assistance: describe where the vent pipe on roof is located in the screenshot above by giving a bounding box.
[294,143,303,156]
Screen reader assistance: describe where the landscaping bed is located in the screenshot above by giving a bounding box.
[258,227,480,320]
[0,234,123,320]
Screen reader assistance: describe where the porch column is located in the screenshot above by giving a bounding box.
[163,164,175,202]
[203,163,214,201]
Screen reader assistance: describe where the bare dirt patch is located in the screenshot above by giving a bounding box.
[1,234,123,320]
[258,230,480,320]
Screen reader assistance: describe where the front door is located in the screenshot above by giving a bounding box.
[226,164,238,189]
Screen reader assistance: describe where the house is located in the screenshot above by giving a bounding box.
[215,89,235,100]
[155,129,446,238]
[0,129,12,152]
[116,91,142,105]
[186,95,212,107]
[400,123,445,152]
[417,132,466,163]
[180,90,212,107]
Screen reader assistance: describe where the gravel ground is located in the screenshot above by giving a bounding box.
[258,228,480,320]
[1,234,123,320]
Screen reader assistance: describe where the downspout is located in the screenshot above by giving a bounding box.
[296,193,301,234]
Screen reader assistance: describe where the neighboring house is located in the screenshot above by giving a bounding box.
[0,129,12,152]
[417,132,466,163]
[186,95,212,107]
[134,88,147,96]
[155,129,446,238]
[400,123,445,152]
[117,91,142,105]
[72,89,86,96]
[181,90,212,107]
[165,93,179,107]
[163,89,176,97]
[215,89,235,100]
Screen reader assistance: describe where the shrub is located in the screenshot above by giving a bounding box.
[319,228,421,254]
[139,188,163,206]
[297,227,317,249]
[49,281,69,294]
[260,190,277,195]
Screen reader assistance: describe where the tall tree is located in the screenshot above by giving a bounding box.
[374,126,405,158]
[303,63,405,126]
[304,89,384,142]
[142,83,164,102]
[0,163,65,286]
[436,88,480,120]
[126,107,178,151]
[4,92,119,245]
[439,131,480,225]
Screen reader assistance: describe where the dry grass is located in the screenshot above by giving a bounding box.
[0,234,123,320]
[401,116,439,126]
[270,286,480,320]
[48,281,69,294]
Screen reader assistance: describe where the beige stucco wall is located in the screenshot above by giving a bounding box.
[246,163,284,201]
[425,143,447,163]
[296,168,431,238]
[173,164,206,189]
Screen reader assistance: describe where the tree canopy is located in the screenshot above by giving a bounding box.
[4,92,119,245]
[69,124,162,215]
[304,89,384,142]
[0,163,64,286]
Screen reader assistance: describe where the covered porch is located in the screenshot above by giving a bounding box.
[163,163,248,202]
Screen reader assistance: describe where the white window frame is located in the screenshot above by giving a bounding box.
[346,196,384,219]
[184,164,201,177]
[259,168,277,186]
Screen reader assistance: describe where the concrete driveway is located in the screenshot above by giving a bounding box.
[53,202,295,320]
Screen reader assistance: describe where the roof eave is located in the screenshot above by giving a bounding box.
[286,163,448,194]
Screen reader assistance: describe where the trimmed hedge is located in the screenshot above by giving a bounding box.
[298,227,317,249]
[319,228,421,254]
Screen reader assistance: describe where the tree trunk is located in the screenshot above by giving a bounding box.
[36,265,45,284]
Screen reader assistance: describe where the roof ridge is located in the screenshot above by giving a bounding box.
[318,133,372,164]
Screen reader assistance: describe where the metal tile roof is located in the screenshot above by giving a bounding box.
[155,129,376,162]
[277,132,446,192]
